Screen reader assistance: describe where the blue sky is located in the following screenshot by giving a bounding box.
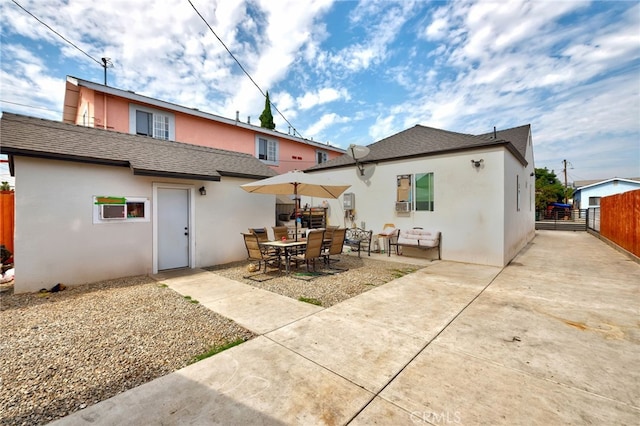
[1,0,639,188]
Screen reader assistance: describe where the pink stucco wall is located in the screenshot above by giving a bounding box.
[76,87,343,173]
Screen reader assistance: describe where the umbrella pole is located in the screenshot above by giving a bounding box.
[294,184,298,241]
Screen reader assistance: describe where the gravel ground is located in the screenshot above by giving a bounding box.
[206,254,425,307]
[0,255,425,426]
[0,276,255,426]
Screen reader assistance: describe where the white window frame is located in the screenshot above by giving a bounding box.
[316,150,328,164]
[415,172,435,212]
[129,104,175,140]
[93,196,151,224]
[255,135,279,165]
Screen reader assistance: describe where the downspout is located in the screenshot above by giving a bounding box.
[103,93,107,129]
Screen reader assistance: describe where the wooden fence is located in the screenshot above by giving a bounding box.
[600,189,640,257]
[0,190,15,255]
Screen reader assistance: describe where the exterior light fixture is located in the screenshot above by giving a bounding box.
[199,186,206,196]
[471,159,484,168]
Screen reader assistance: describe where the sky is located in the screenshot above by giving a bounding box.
[1,0,639,188]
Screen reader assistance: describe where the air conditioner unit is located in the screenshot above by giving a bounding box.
[395,201,411,212]
[101,204,126,219]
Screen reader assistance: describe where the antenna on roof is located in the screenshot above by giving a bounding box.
[101,57,113,86]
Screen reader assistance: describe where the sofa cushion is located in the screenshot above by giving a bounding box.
[397,229,439,247]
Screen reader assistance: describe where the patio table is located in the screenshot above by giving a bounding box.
[260,239,307,274]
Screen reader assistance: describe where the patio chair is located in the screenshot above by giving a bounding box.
[249,227,275,256]
[241,233,281,281]
[322,228,347,270]
[248,227,270,242]
[291,229,325,272]
[272,226,289,241]
[322,225,339,249]
[376,223,397,254]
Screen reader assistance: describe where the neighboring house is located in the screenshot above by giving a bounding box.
[62,76,344,173]
[306,124,535,267]
[0,113,278,293]
[572,178,640,209]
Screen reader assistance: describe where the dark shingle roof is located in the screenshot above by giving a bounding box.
[0,113,277,181]
[308,123,531,171]
[477,124,531,159]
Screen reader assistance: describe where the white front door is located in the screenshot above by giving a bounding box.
[157,188,190,270]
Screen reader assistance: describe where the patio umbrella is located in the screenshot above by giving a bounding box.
[241,170,351,240]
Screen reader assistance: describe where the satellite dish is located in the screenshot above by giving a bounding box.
[347,144,370,176]
[347,144,370,160]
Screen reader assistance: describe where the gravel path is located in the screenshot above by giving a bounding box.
[206,254,424,307]
[0,276,254,426]
[0,255,425,425]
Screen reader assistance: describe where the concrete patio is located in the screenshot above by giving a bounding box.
[50,230,639,425]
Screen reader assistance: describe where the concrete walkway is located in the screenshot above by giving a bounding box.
[50,231,639,425]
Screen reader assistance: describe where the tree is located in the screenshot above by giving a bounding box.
[259,91,275,130]
[534,168,564,210]
[0,181,12,191]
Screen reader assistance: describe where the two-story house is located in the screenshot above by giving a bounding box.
[62,76,345,173]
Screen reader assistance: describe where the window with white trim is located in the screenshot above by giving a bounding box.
[316,150,328,164]
[256,136,278,164]
[129,104,174,140]
[93,196,150,224]
[415,172,435,211]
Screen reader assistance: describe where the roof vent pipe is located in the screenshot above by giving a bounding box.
[236,111,239,124]
[247,116,251,125]
[494,126,497,139]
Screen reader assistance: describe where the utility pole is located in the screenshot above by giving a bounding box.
[562,159,572,205]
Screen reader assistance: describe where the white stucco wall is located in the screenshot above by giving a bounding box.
[502,132,536,265]
[194,176,277,267]
[305,147,521,266]
[12,157,274,293]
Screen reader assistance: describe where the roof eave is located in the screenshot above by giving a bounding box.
[307,141,528,172]
[0,147,131,168]
[218,171,277,180]
[131,169,221,181]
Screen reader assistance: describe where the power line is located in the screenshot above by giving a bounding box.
[10,0,103,67]
[0,99,61,114]
[186,0,303,139]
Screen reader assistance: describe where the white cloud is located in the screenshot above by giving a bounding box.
[369,114,398,142]
[0,45,64,119]
[305,112,350,138]
[325,1,417,73]
[297,87,350,110]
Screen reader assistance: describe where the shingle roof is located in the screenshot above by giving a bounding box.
[0,113,277,181]
[308,123,531,171]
